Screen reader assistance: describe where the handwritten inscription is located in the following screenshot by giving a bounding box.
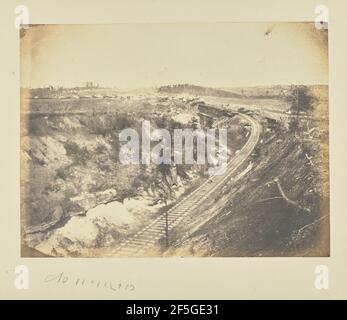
[44,272,135,292]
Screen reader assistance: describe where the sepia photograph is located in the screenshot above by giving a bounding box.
[20,22,329,258]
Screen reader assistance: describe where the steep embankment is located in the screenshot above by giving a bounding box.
[165,104,329,257]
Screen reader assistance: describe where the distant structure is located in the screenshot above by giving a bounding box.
[41,85,63,91]
[85,82,99,89]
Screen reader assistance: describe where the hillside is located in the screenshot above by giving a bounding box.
[158,84,242,98]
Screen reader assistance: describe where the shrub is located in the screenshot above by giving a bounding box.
[64,141,89,165]
[56,166,70,180]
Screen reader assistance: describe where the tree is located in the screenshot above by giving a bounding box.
[287,86,315,135]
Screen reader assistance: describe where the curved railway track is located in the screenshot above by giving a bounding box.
[112,112,261,257]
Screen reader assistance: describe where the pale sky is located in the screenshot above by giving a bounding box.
[20,22,328,88]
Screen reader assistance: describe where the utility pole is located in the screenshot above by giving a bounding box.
[165,199,169,248]
[159,187,170,249]
[158,164,175,249]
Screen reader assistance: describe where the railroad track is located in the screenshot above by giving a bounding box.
[112,112,261,257]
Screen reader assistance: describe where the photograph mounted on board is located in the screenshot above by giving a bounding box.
[20,22,329,257]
